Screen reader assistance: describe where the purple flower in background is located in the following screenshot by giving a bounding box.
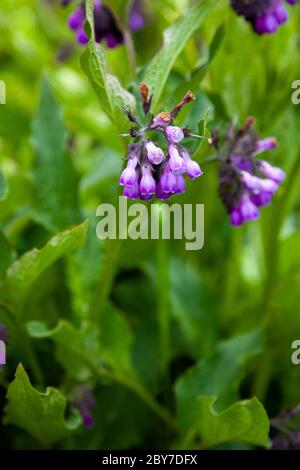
[119,86,203,201]
[0,324,7,366]
[129,0,146,32]
[65,0,124,47]
[71,384,95,428]
[231,0,298,35]
[63,0,147,47]
[217,117,285,226]
[271,405,300,449]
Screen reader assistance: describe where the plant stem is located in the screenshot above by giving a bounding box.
[88,360,177,432]
[253,152,300,401]
[157,238,170,375]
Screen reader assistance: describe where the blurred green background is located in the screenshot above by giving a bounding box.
[0,0,300,450]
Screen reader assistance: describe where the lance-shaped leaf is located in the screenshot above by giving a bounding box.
[143,0,219,111]
[0,221,88,313]
[32,78,80,231]
[81,0,135,133]
[175,330,270,447]
[4,364,81,448]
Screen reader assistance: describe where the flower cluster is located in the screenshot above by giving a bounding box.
[120,87,203,201]
[71,384,95,428]
[0,324,7,366]
[231,0,298,35]
[216,117,285,226]
[67,0,124,46]
[65,0,145,47]
[271,405,300,449]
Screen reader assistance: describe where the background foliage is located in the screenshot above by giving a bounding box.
[0,0,300,450]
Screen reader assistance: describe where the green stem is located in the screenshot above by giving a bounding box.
[157,238,170,375]
[253,152,300,401]
[222,229,242,325]
[88,360,177,432]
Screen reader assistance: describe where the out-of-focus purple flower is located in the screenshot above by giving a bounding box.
[119,86,202,201]
[271,404,300,450]
[231,0,298,35]
[129,0,145,32]
[0,325,8,367]
[217,117,285,226]
[67,0,124,48]
[71,384,95,429]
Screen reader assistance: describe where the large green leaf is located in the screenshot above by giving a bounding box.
[189,396,269,448]
[143,0,218,111]
[4,364,80,448]
[175,330,269,447]
[81,0,135,132]
[32,78,80,231]
[0,221,88,313]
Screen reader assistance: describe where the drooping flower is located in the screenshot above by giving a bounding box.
[217,117,285,226]
[63,0,147,47]
[65,0,124,47]
[129,0,146,32]
[119,85,203,201]
[231,0,298,35]
[71,384,95,428]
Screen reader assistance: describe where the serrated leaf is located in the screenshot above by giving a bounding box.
[27,304,135,379]
[0,221,88,313]
[175,330,269,447]
[143,0,219,111]
[4,364,81,447]
[32,78,80,231]
[27,320,101,381]
[81,0,135,133]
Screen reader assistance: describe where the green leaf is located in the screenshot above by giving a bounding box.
[189,396,269,448]
[81,0,135,132]
[175,330,269,447]
[143,0,219,111]
[27,304,135,379]
[0,170,8,200]
[0,232,15,280]
[32,78,80,231]
[27,320,101,381]
[0,221,88,313]
[4,364,81,447]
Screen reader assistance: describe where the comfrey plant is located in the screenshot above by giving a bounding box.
[271,405,300,449]
[119,85,203,201]
[214,117,285,226]
[65,0,145,46]
[231,0,298,34]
